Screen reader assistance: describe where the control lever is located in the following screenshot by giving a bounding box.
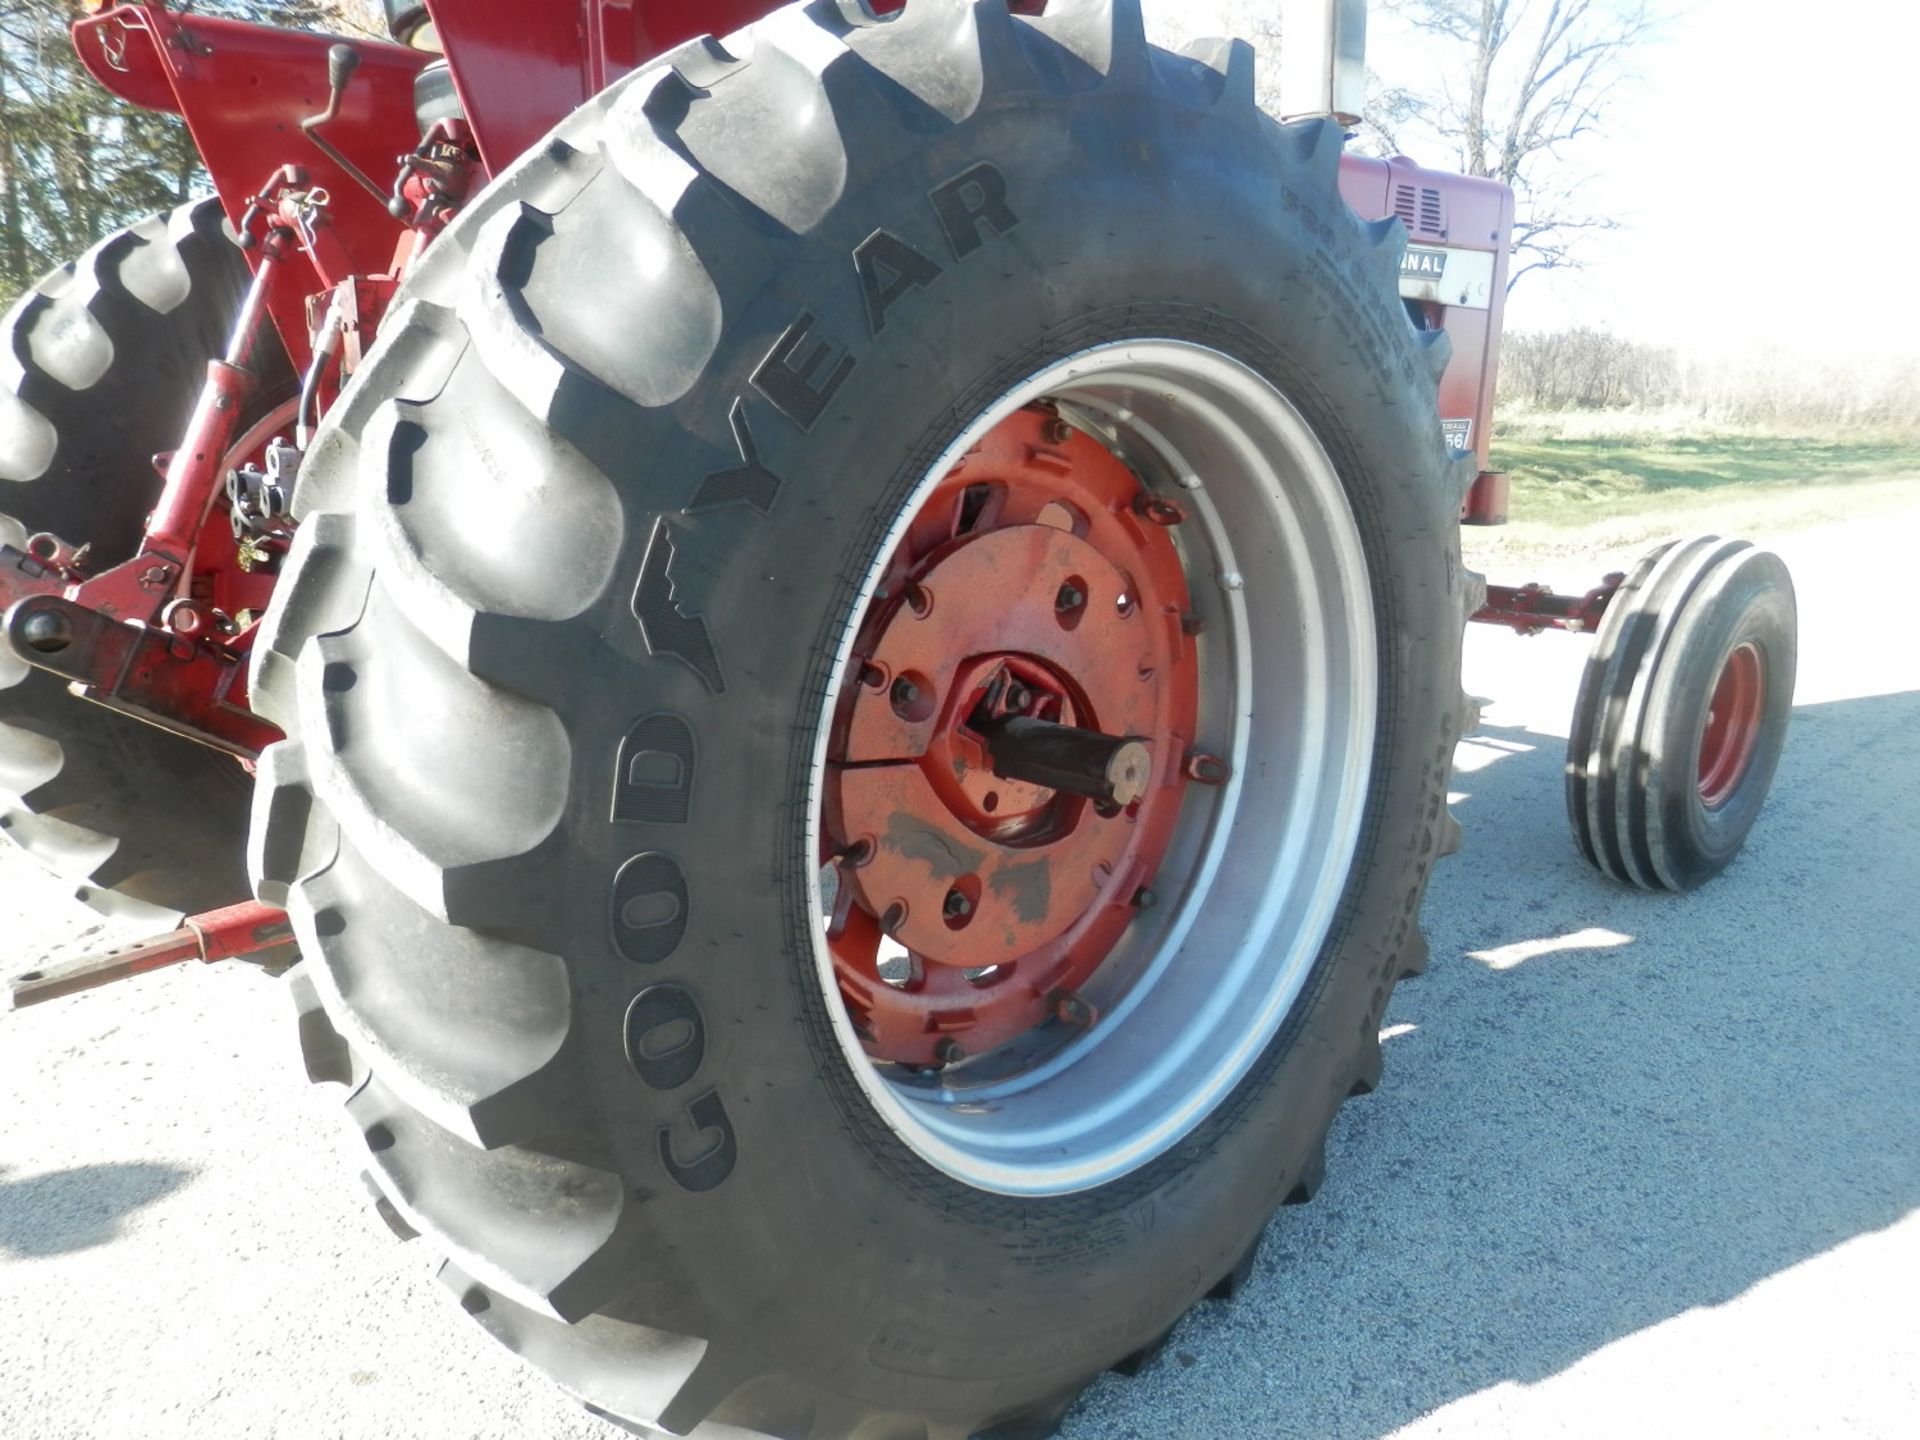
[299,43,391,208]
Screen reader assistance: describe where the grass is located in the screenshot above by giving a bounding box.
[1488,415,1920,529]
[1463,410,1920,583]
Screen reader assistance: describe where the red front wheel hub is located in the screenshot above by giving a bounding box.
[823,407,1201,1066]
[1697,641,1766,807]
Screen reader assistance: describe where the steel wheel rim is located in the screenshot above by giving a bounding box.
[1698,640,1765,808]
[806,342,1377,1196]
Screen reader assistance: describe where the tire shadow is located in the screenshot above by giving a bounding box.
[0,1161,193,1258]
[1064,690,1920,1438]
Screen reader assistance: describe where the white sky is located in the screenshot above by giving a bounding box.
[1143,1,1920,358]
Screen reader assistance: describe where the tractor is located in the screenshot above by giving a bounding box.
[0,1,1796,1435]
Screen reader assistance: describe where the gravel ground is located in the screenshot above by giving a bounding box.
[3,494,1916,1439]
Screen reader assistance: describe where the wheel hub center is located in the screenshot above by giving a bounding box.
[822,408,1203,1066]
[838,525,1182,970]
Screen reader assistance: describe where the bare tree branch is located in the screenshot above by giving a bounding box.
[0,1,384,301]
[1376,0,1657,289]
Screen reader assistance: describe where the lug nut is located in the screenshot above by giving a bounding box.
[1042,416,1073,445]
[1055,582,1085,613]
[890,677,920,713]
[935,1037,968,1067]
[1050,990,1099,1028]
[943,887,973,921]
[1131,886,1156,909]
[1132,492,1186,526]
[1180,612,1207,637]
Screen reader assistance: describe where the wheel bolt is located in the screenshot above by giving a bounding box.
[1183,752,1231,786]
[935,1037,968,1067]
[1050,990,1099,1028]
[890,677,920,713]
[943,887,972,920]
[1055,582,1085,613]
[880,902,906,935]
[1131,886,1156,909]
[1004,681,1030,713]
[1132,492,1186,526]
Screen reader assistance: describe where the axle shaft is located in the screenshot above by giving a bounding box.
[981,715,1153,807]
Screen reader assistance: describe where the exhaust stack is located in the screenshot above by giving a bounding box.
[1277,0,1368,127]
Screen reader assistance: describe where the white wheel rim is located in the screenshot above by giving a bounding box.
[806,341,1377,1196]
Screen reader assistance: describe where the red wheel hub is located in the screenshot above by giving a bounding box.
[824,408,1202,1066]
[1697,641,1765,807]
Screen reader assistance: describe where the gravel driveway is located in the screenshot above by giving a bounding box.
[4,495,1916,1439]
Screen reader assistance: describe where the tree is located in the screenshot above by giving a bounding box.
[1209,0,1654,291]
[1369,0,1657,288]
[0,0,198,294]
[0,1,380,304]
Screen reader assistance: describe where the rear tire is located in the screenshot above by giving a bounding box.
[1567,536,1796,890]
[252,3,1479,1433]
[0,198,292,920]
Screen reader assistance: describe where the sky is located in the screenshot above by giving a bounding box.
[1142,0,1920,359]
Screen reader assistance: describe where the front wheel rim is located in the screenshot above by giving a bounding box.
[806,342,1377,1196]
[1697,640,1766,808]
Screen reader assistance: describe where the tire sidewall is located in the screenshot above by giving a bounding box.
[1648,554,1796,886]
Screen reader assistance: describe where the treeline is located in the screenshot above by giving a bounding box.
[1499,327,1920,429]
[0,0,377,303]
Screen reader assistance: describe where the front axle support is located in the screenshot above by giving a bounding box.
[1471,574,1626,636]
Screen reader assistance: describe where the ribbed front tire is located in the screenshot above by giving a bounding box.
[1568,535,1796,890]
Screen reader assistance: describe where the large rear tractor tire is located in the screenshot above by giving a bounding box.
[1568,535,1796,890]
[252,3,1480,1433]
[0,198,292,922]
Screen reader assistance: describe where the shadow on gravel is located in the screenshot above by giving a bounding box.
[1064,690,1920,1439]
[0,1161,193,1258]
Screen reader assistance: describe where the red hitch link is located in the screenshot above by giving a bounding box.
[4,900,294,1011]
[1471,574,1626,637]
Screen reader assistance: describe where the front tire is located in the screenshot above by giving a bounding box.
[253,3,1479,1433]
[1567,535,1796,890]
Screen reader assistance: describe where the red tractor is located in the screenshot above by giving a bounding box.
[2,1,1795,1434]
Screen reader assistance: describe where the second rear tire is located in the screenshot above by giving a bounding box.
[0,198,290,920]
